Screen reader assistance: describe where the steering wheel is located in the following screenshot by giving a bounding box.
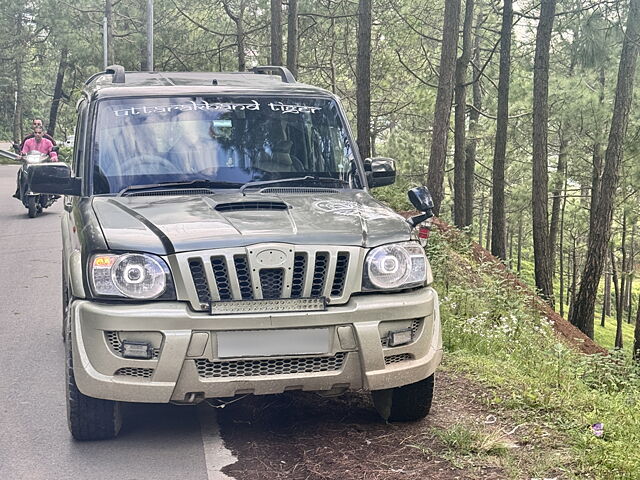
[118,155,178,176]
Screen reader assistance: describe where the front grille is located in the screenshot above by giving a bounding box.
[114,367,154,378]
[260,268,284,299]
[195,352,347,378]
[182,246,360,311]
[385,353,413,365]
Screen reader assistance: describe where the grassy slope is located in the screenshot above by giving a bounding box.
[429,227,640,479]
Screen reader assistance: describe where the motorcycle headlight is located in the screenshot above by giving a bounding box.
[90,253,174,300]
[363,242,428,290]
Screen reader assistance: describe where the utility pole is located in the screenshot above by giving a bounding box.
[146,0,154,71]
[103,16,108,69]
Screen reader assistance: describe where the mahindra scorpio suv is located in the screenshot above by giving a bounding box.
[31,65,442,440]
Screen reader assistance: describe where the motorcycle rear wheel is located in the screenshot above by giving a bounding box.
[27,196,37,218]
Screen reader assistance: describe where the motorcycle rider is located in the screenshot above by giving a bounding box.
[19,118,56,149]
[13,126,58,199]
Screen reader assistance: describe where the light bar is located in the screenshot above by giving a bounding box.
[210,297,326,315]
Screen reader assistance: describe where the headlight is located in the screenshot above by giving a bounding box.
[363,242,427,290]
[90,253,172,299]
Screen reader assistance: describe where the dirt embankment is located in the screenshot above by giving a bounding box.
[428,216,606,355]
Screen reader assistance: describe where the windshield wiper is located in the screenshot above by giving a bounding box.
[118,179,244,196]
[239,176,350,195]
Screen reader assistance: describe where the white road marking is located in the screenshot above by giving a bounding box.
[198,404,237,480]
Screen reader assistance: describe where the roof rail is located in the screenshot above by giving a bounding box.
[252,65,296,84]
[84,64,126,86]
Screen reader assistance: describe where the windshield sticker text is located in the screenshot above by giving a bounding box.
[113,100,322,117]
[268,102,322,114]
[113,100,260,117]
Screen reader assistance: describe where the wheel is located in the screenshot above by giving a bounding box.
[372,374,435,422]
[27,196,37,218]
[65,321,122,440]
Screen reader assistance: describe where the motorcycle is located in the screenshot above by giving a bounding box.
[13,144,60,218]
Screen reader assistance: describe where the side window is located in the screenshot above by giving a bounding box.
[73,102,87,178]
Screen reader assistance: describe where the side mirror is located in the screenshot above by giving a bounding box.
[406,186,434,228]
[408,186,434,212]
[12,143,20,153]
[28,162,81,196]
[365,157,396,188]
[51,145,59,153]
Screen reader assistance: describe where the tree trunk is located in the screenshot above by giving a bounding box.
[270,0,283,65]
[532,0,557,304]
[517,215,523,273]
[223,1,246,71]
[589,67,606,234]
[485,205,492,251]
[568,236,577,323]
[559,173,567,317]
[628,224,636,323]
[48,48,68,138]
[453,0,475,228]
[490,0,512,260]
[570,0,640,339]
[611,249,624,349]
[356,0,372,161]
[604,248,612,317]
[465,7,484,228]
[286,0,299,77]
[549,133,567,272]
[634,294,640,361]
[13,59,23,142]
[426,0,461,215]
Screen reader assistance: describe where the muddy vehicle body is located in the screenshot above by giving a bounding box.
[31,65,442,440]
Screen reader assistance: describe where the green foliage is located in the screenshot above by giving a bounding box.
[428,229,640,479]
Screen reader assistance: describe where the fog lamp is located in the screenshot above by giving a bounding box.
[122,341,153,359]
[388,328,413,347]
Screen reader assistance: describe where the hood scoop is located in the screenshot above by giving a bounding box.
[214,200,289,212]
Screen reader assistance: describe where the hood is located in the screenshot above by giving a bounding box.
[92,190,412,254]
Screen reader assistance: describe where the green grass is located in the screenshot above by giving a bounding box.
[593,311,636,350]
[428,228,640,479]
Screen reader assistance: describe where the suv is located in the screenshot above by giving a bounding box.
[31,65,442,441]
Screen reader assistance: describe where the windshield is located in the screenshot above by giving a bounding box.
[91,96,360,194]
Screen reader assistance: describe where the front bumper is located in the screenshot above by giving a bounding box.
[71,287,443,403]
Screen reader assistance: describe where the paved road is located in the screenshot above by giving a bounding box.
[0,165,234,480]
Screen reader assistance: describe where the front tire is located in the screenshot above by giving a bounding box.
[373,374,435,422]
[27,196,37,218]
[66,322,122,440]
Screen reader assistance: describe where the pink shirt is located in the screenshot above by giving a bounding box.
[22,137,58,161]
